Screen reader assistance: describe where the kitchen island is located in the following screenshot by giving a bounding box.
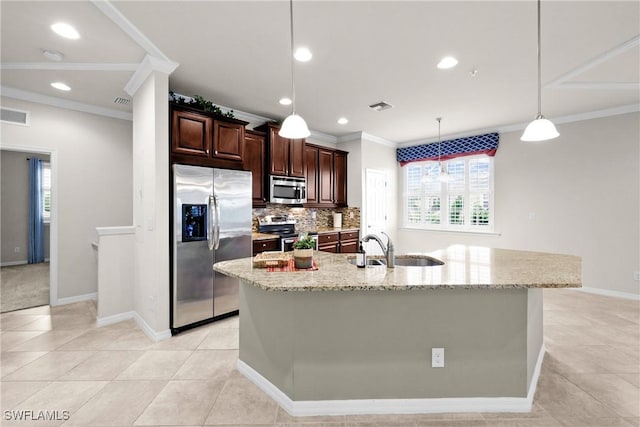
[213,245,581,416]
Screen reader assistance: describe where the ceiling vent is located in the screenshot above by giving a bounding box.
[1,107,29,126]
[113,97,131,105]
[368,101,393,112]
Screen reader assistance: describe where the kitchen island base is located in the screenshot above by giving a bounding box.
[237,282,545,416]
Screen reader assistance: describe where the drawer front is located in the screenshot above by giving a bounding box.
[317,232,339,244]
[318,243,339,253]
[252,239,279,254]
[339,230,359,242]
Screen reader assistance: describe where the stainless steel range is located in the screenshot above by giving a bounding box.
[258,216,318,251]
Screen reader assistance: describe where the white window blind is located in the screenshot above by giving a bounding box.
[404,156,494,231]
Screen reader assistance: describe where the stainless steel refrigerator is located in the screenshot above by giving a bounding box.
[171,164,251,332]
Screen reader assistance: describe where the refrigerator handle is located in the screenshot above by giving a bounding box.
[207,195,215,250]
[213,194,221,250]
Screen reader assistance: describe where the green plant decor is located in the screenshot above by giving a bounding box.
[169,91,235,119]
[292,235,316,250]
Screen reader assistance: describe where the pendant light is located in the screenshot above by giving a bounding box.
[279,0,310,139]
[521,0,559,142]
[436,117,452,183]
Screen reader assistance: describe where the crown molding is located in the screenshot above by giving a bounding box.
[397,103,640,148]
[91,0,171,62]
[125,55,179,97]
[0,86,132,121]
[360,132,397,148]
[1,62,139,72]
[308,130,338,144]
[548,35,640,90]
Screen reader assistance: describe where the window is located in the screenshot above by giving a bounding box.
[41,162,51,222]
[404,155,493,232]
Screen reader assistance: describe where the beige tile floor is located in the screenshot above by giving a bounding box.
[1,289,638,427]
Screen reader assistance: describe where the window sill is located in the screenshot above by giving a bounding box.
[400,226,501,237]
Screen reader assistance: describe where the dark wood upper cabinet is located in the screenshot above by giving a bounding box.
[318,148,334,204]
[255,123,305,178]
[213,121,245,162]
[304,146,319,205]
[334,150,348,207]
[304,144,349,208]
[172,109,212,157]
[289,138,305,177]
[244,130,266,207]
[170,103,248,169]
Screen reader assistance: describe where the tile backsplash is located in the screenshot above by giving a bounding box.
[253,205,361,232]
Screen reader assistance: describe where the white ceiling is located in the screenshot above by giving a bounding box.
[1,1,638,144]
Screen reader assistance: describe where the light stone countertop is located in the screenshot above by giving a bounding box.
[251,232,279,241]
[213,245,582,292]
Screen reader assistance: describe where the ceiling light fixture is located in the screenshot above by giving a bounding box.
[51,22,80,39]
[42,49,64,62]
[294,47,312,62]
[436,117,452,183]
[51,82,71,91]
[279,0,310,139]
[337,117,349,125]
[279,97,292,106]
[437,56,458,69]
[521,0,559,142]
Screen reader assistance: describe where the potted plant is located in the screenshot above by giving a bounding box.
[292,234,315,269]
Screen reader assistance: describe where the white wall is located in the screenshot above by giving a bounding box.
[1,150,50,264]
[397,113,640,296]
[1,98,133,300]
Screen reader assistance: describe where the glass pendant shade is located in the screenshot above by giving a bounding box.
[521,115,560,142]
[279,113,311,139]
[438,163,453,183]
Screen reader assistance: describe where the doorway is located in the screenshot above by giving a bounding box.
[1,148,57,312]
[363,169,388,255]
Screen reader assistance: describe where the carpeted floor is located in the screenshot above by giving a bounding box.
[0,262,49,313]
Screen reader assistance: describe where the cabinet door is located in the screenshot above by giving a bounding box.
[213,121,245,162]
[172,110,212,157]
[245,131,266,206]
[318,243,339,253]
[289,138,306,177]
[340,240,358,253]
[252,238,279,255]
[319,149,334,205]
[304,146,319,205]
[334,151,348,206]
[269,128,289,176]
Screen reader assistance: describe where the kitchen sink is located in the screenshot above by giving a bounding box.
[347,255,444,267]
[394,255,444,267]
[347,258,386,266]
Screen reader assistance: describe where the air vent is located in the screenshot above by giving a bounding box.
[368,101,393,112]
[0,107,29,126]
[113,97,131,105]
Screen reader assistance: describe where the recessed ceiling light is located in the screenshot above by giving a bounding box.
[337,117,349,125]
[437,56,458,69]
[294,47,312,62]
[51,22,80,39]
[51,82,71,91]
[42,49,64,62]
[279,97,292,106]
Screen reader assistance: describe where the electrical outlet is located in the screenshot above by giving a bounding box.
[432,348,445,368]
[634,271,640,281]
[349,211,354,219]
[14,246,20,253]
[311,211,316,220]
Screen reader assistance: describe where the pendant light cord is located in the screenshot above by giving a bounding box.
[536,0,542,117]
[289,0,296,115]
[437,117,442,164]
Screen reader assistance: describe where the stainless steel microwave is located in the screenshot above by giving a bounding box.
[269,175,306,204]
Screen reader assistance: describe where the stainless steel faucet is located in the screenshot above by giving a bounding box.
[361,232,395,268]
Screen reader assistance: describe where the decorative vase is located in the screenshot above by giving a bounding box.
[293,248,314,269]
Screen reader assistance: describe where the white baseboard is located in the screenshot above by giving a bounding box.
[0,260,28,267]
[133,312,171,342]
[574,287,640,301]
[96,310,171,342]
[237,359,535,417]
[96,311,135,327]
[527,344,546,402]
[55,292,97,306]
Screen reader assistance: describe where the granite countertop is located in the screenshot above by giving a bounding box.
[252,232,279,241]
[213,245,582,292]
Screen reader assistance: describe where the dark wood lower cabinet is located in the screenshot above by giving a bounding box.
[317,230,359,253]
[252,238,279,255]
